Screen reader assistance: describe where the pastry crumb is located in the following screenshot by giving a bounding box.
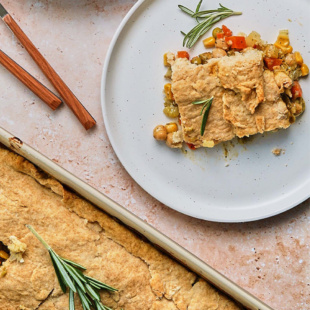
[8,236,27,263]
[272,148,283,156]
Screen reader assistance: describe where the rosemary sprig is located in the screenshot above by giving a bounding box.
[26,225,117,310]
[192,97,213,135]
[179,1,242,48]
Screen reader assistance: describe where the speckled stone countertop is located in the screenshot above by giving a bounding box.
[0,1,309,309]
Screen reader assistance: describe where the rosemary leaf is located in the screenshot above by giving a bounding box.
[219,3,229,10]
[98,302,113,310]
[50,251,76,293]
[195,0,203,13]
[83,291,93,306]
[192,98,213,106]
[178,5,194,16]
[88,280,102,290]
[76,286,91,310]
[65,263,87,283]
[192,9,229,18]
[49,251,67,293]
[200,99,211,116]
[192,99,210,105]
[98,302,108,310]
[187,21,212,47]
[85,276,118,292]
[88,281,117,292]
[61,257,87,270]
[85,283,100,301]
[64,264,87,293]
[200,99,213,136]
[95,301,102,310]
[195,0,203,22]
[69,289,75,310]
[192,97,213,136]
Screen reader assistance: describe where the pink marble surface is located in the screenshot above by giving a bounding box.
[0,1,309,309]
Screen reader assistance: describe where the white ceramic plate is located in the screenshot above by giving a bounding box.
[101,0,310,222]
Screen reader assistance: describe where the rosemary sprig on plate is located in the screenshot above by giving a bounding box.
[26,225,117,310]
[192,97,213,135]
[179,1,242,48]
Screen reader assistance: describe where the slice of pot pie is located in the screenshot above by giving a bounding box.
[0,146,243,310]
[168,57,235,148]
[153,27,307,149]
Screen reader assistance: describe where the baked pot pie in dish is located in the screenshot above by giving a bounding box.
[0,146,243,310]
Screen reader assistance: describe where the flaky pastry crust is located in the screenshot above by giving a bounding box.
[0,147,242,310]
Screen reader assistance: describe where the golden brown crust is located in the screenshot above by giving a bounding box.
[223,71,290,138]
[217,49,265,114]
[0,147,242,310]
[171,58,235,147]
[170,49,291,146]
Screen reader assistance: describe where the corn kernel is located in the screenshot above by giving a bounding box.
[301,63,309,76]
[163,53,169,67]
[203,36,216,48]
[278,29,289,38]
[274,42,293,54]
[274,29,292,54]
[276,38,290,47]
[294,51,304,66]
[0,250,9,260]
[274,42,282,50]
[202,140,215,148]
[285,45,293,54]
[275,30,290,50]
[164,83,174,101]
[165,122,178,133]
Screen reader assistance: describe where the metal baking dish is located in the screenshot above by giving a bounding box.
[0,126,273,310]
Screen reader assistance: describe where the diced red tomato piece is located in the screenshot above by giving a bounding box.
[186,143,196,150]
[263,57,283,71]
[291,81,303,100]
[222,25,232,37]
[225,36,247,49]
[216,32,225,39]
[177,51,190,59]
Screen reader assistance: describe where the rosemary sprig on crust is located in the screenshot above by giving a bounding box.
[192,97,213,135]
[26,225,117,310]
[179,1,242,48]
